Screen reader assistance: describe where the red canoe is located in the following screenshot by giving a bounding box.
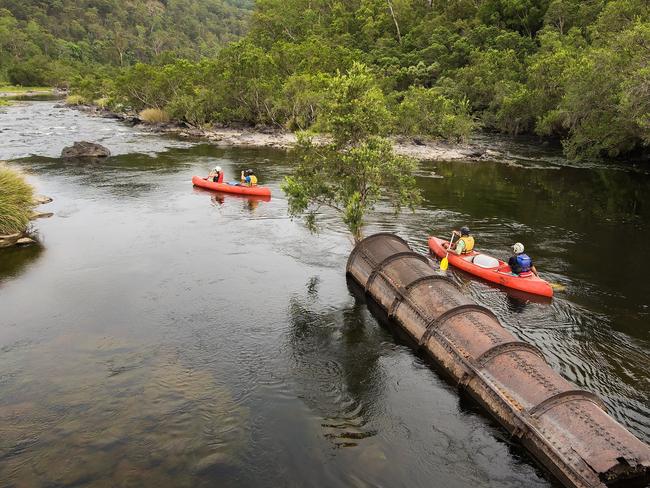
[192,176,272,197]
[428,236,553,297]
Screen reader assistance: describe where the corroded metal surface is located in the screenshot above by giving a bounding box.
[347,233,650,488]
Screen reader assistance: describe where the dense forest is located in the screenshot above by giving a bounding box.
[2,0,649,160]
[0,0,253,84]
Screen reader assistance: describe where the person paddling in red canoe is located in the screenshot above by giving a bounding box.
[206,165,224,183]
[443,226,475,255]
[239,169,258,187]
[508,242,539,277]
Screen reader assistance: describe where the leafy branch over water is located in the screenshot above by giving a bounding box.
[282,64,422,241]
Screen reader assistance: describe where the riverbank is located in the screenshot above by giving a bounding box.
[70,104,501,162]
[0,86,66,98]
[0,162,52,248]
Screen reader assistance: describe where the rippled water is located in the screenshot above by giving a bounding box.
[0,102,648,487]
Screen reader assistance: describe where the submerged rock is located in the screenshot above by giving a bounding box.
[33,194,53,205]
[61,141,111,159]
[29,211,53,220]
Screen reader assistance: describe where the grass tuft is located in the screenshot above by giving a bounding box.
[94,97,110,109]
[65,94,87,106]
[139,108,170,124]
[0,164,35,235]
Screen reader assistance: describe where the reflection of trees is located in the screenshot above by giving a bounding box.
[285,276,389,447]
[0,244,44,285]
[419,161,649,228]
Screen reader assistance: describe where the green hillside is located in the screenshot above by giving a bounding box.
[0,0,253,85]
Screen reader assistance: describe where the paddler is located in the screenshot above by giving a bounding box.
[450,226,474,255]
[240,169,258,187]
[207,165,224,183]
[508,242,538,276]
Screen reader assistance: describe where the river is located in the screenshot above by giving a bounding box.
[1,101,648,487]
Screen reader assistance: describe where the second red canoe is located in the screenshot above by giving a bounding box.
[428,236,553,297]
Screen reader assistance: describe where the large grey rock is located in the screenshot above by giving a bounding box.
[61,141,111,159]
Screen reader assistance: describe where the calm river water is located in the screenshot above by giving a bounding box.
[1,102,648,487]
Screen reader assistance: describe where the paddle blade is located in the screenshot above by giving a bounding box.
[549,283,566,292]
[440,256,449,271]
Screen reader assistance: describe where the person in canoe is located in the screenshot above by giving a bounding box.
[508,242,538,276]
[240,169,258,187]
[447,226,474,255]
[207,166,224,183]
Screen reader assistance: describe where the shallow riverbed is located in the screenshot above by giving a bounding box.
[1,102,648,487]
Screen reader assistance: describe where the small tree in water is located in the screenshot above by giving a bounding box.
[282,63,422,242]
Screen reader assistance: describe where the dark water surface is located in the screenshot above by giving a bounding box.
[1,102,648,487]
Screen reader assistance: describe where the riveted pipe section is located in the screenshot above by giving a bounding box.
[347,233,650,488]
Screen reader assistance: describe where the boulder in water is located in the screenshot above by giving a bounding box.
[61,141,111,159]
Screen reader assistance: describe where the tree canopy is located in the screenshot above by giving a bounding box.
[0,0,253,85]
[3,0,649,160]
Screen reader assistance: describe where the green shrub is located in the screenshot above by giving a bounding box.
[0,165,35,235]
[94,97,110,108]
[6,55,57,87]
[395,87,475,142]
[65,94,87,106]
[139,108,171,123]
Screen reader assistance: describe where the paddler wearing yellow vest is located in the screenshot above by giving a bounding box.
[451,226,474,255]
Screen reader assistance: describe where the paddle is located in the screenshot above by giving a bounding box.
[549,282,566,292]
[440,231,457,271]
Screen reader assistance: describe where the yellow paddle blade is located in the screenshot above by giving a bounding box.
[440,256,449,271]
[549,283,566,292]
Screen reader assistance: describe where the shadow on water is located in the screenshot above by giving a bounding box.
[0,244,44,285]
[286,276,382,448]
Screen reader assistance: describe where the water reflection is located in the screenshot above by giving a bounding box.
[286,277,379,448]
[192,187,271,213]
[0,243,44,285]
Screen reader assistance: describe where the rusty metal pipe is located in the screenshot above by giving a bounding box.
[346,233,650,488]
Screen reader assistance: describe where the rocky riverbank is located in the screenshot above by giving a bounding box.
[70,105,500,162]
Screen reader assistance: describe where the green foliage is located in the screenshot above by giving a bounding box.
[65,94,87,106]
[0,1,253,85]
[0,164,34,235]
[4,0,648,160]
[395,87,474,141]
[282,65,421,240]
[316,63,392,145]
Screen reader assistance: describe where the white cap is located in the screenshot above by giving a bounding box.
[512,242,524,254]
[213,166,222,172]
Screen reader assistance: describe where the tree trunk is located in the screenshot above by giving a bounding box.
[386,0,402,45]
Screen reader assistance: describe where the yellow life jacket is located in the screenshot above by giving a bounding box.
[249,174,258,186]
[459,235,474,253]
